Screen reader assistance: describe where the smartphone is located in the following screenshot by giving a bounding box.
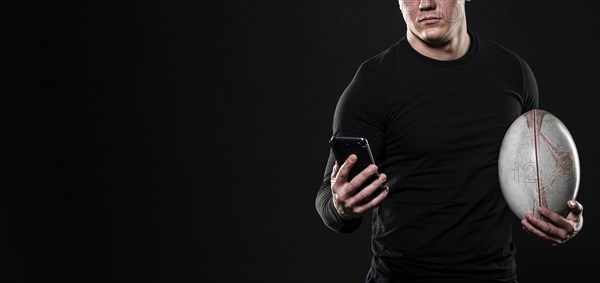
[329,136,381,189]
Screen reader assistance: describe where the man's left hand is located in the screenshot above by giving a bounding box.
[521,200,584,246]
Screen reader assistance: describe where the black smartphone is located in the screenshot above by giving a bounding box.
[329,136,380,187]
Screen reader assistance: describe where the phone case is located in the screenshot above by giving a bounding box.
[329,136,379,182]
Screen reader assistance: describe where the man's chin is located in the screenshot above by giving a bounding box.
[419,32,450,46]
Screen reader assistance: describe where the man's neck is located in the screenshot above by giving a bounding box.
[406,28,470,61]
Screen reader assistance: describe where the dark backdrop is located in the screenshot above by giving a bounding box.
[9,0,599,282]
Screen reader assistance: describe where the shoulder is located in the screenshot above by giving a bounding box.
[473,34,538,109]
[475,34,532,70]
[343,40,405,96]
[335,41,402,108]
[353,40,403,80]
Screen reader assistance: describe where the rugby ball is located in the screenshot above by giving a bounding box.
[498,109,580,219]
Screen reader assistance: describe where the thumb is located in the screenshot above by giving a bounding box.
[568,200,583,215]
[332,161,340,178]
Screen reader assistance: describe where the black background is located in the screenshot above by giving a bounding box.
[9,0,600,282]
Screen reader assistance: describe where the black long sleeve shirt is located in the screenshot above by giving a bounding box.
[316,33,539,282]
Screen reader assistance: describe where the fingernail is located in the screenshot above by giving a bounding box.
[370,165,378,174]
[379,174,386,182]
[569,200,576,207]
[385,186,390,192]
[349,155,357,162]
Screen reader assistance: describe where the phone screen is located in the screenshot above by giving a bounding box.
[329,136,379,184]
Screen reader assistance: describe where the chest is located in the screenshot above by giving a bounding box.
[383,79,524,159]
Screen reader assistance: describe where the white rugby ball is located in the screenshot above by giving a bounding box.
[498,109,580,220]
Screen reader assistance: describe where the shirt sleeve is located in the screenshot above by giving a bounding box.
[518,57,539,113]
[315,61,388,233]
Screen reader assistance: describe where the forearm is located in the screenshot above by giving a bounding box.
[315,152,362,233]
[315,61,386,233]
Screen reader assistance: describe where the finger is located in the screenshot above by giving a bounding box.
[568,200,583,215]
[336,154,357,183]
[521,217,565,246]
[346,164,378,195]
[537,207,575,235]
[521,222,534,236]
[353,186,389,215]
[528,210,572,239]
[346,173,387,207]
[524,212,570,243]
[332,161,340,179]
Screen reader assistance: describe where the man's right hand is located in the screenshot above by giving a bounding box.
[330,154,389,220]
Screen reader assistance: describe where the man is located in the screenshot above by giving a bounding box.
[315,1,584,282]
